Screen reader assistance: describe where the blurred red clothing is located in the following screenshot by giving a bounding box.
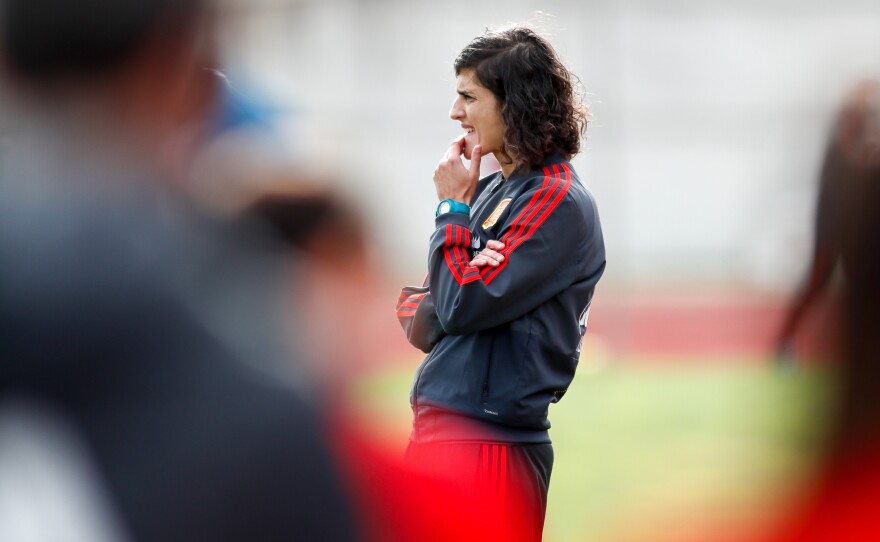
[330,414,534,542]
[770,442,880,542]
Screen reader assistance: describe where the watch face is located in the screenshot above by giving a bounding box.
[439,201,451,214]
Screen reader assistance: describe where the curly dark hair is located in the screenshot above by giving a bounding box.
[454,25,588,171]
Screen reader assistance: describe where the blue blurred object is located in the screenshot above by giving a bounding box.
[208,71,283,140]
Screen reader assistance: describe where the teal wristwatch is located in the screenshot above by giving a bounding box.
[436,199,470,217]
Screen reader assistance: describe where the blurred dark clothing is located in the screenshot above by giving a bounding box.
[790,133,871,295]
[768,83,880,542]
[777,82,880,357]
[0,0,203,83]
[835,165,880,454]
[0,118,357,541]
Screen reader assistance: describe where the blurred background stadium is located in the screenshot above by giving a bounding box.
[220,0,880,287]
[205,0,879,539]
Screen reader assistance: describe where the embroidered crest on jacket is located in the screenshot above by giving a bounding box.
[482,198,512,229]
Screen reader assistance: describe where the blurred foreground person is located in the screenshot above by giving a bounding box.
[767,83,880,542]
[0,0,356,540]
[776,80,880,364]
[396,25,606,541]
[241,191,535,542]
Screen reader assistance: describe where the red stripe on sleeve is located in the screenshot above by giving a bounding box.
[482,166,569,284]
[442,224,465,284]
[478,168,558,282]
[507,164,570,253]
[443,246,464,285]
[452,246,466,279]
[395,292,428,311]
[502,167,561,249]
[504,168,552,243]
[441,221,480,286]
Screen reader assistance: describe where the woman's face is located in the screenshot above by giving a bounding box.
[449,69,505,161]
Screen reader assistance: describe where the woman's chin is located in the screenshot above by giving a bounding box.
[463,132,480,160]
[463,142,480,161]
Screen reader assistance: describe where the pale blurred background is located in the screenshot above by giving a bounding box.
[218,0,880,290]
[209,1,877,540]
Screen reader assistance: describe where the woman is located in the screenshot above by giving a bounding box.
[397,25,606,541]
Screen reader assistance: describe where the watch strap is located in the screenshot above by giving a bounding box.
[436,199,471,217]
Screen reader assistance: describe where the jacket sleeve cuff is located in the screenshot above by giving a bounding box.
[435,212,471,229]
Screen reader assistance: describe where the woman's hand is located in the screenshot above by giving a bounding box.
[433,136,482,204]
[469,240,505,267]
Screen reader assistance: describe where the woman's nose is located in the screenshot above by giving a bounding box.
[449,97,464,120]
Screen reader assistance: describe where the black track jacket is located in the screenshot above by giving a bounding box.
[397,153,606,442]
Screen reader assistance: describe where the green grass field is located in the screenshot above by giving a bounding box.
[350,353,834,542]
